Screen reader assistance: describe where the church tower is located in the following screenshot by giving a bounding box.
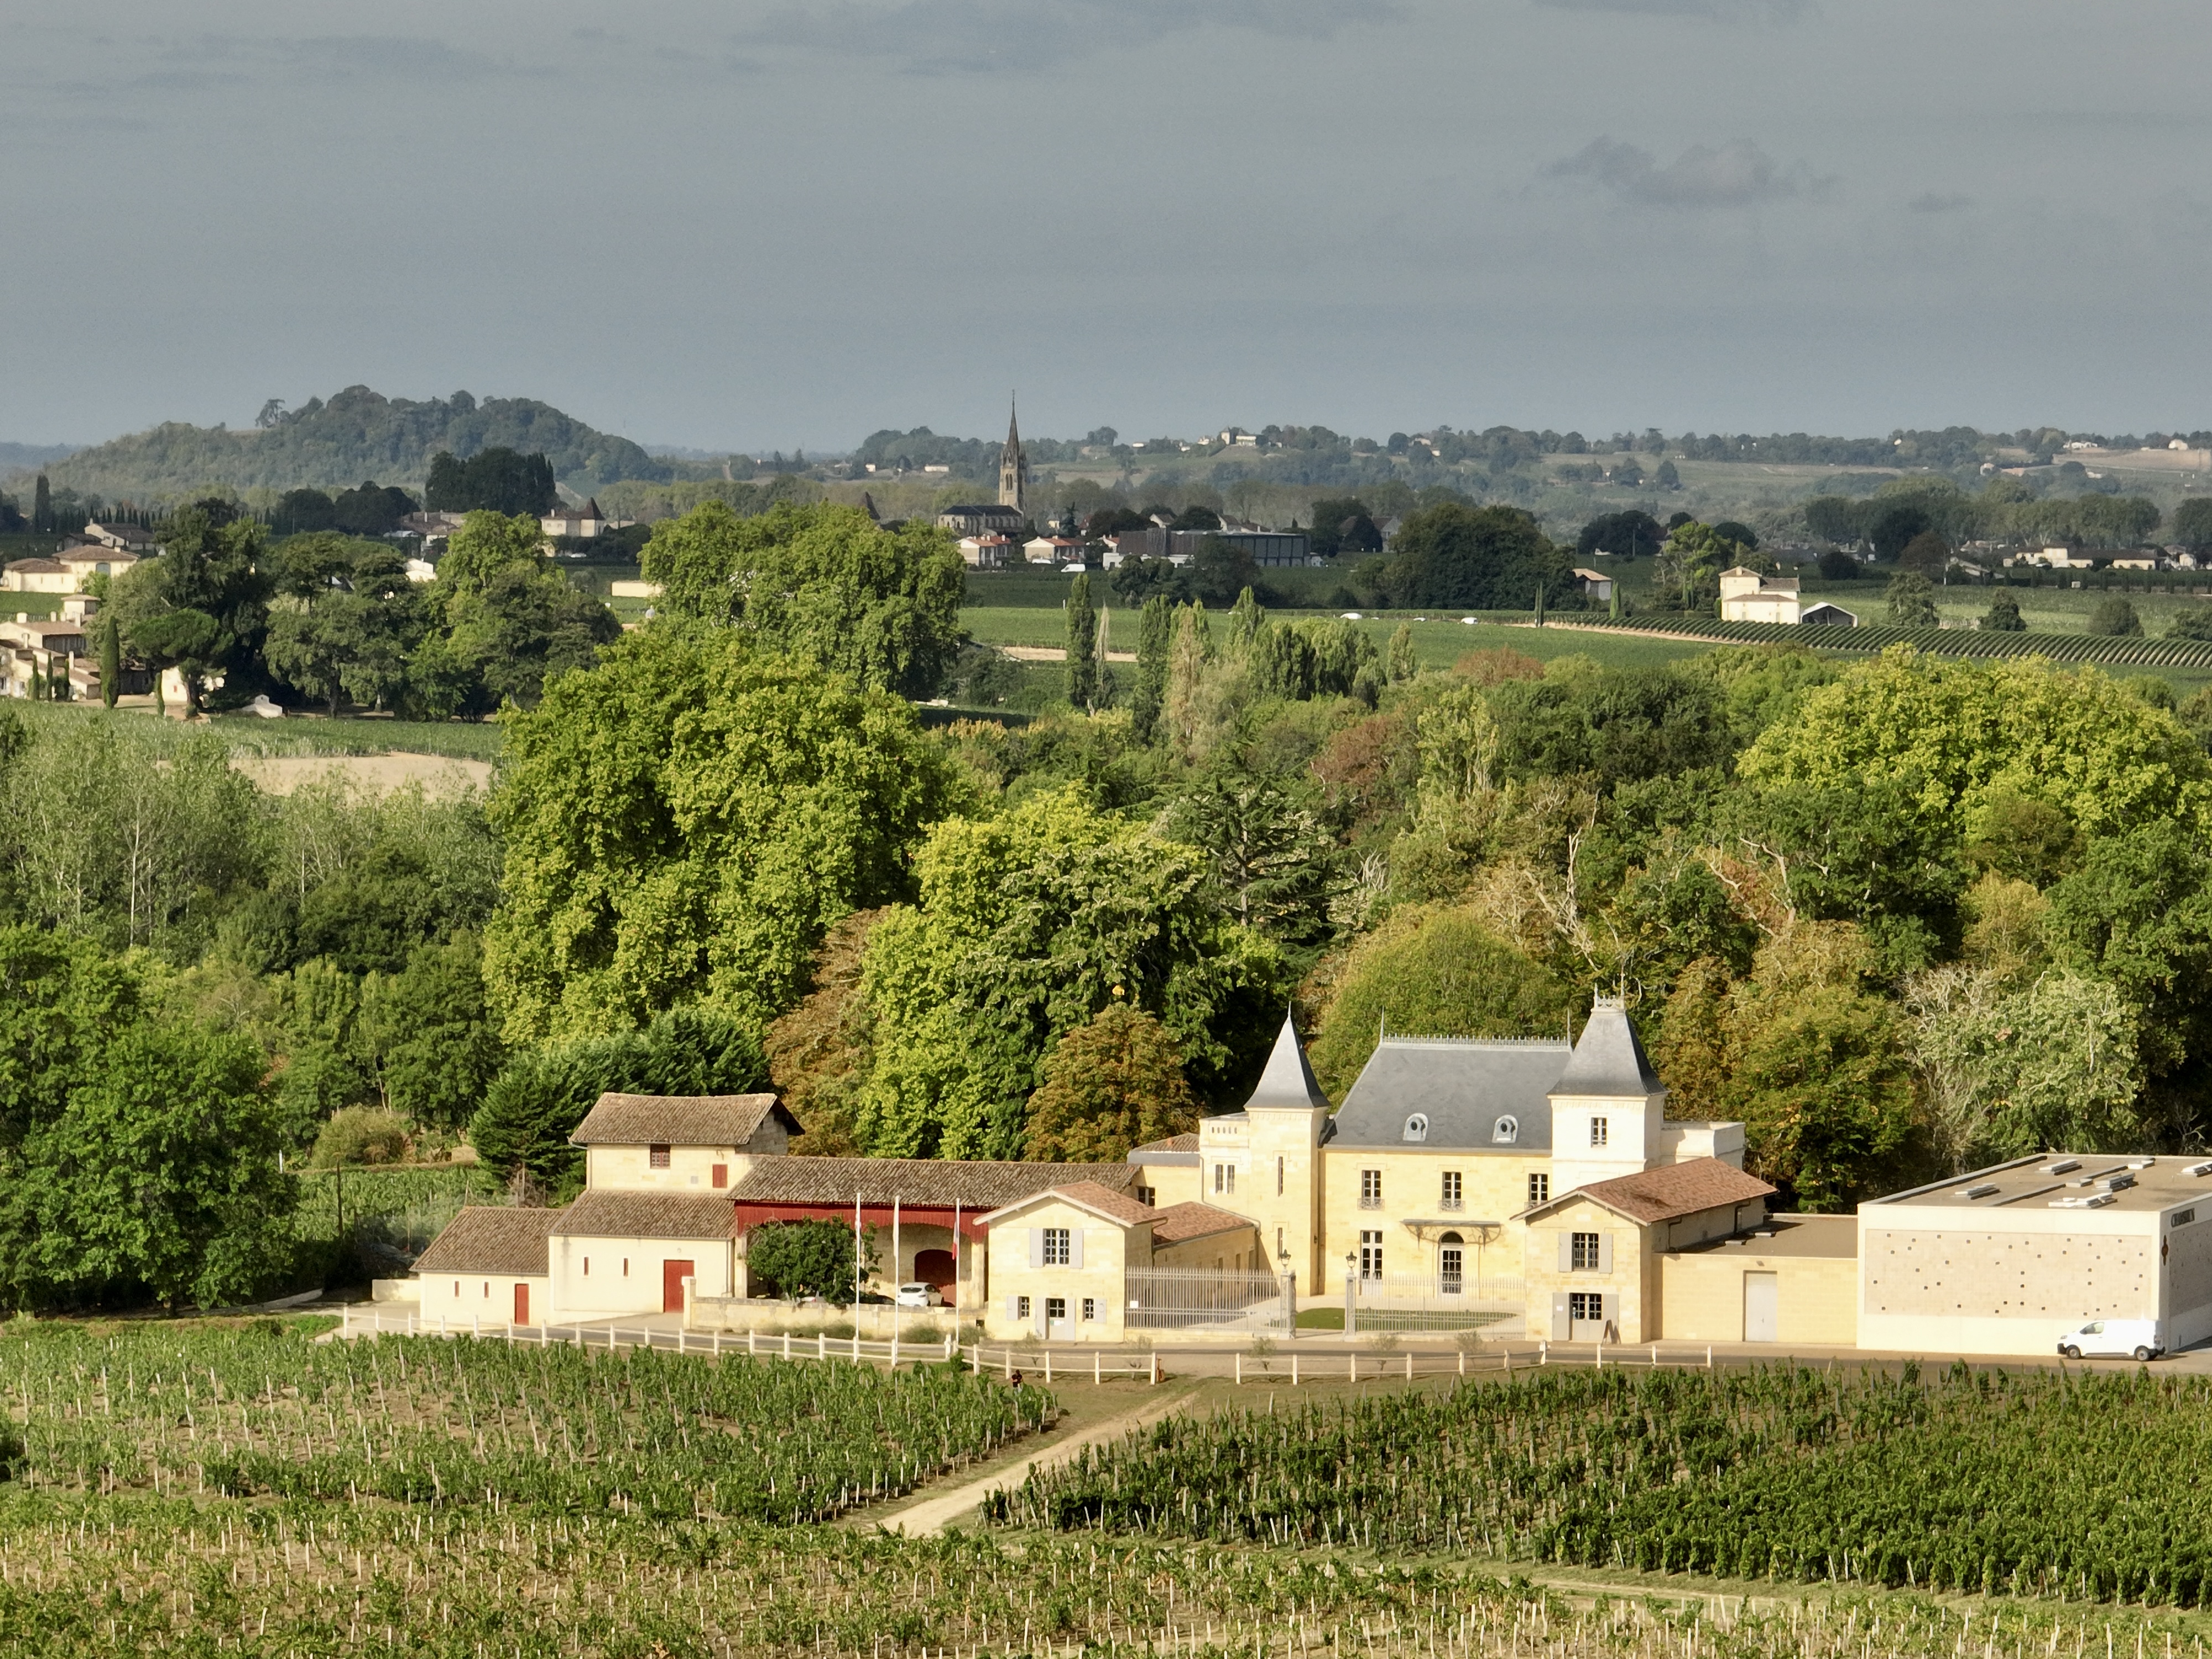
[998,397,1028,517]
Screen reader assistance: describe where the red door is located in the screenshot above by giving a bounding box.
[512,1282,530,1327]
[662,1259,695,1314]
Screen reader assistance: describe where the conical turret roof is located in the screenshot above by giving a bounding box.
[1551,997,1663,1098]
[1244,1008,1329,1111]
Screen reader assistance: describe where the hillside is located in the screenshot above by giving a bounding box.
[27,384,672,501]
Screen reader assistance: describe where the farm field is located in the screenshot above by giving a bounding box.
[9,1329,2212,1656]
[4,700,509,764]
[958,607,1710,674]
[1,1319,1047,1522]
[994,1363,2212,1606]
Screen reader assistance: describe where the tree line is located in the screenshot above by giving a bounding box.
[13,489,2212,1308]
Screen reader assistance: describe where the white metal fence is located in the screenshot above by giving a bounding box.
[1339,1271,1525,1335]
[1125,1266,1289,1332]
[336,1306,1164,1381]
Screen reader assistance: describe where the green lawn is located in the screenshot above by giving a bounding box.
[7,700,508,761]
[962,605,1710,674]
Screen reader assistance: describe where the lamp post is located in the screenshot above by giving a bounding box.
[1279,1240,1295,1339]
[1344,1248,1357,1340]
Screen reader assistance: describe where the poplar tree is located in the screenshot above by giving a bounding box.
[1131,594,1172,742]
[1063,572,1099,712]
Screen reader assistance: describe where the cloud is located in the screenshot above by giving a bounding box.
[1909,191,1973,213]
[1535,0,1811,17]
[738,0,1401,73]
[1546,137,1835,207]
[109,33,529,91]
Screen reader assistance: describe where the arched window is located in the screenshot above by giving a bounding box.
[1493,1114,1519,1144]
[1402,1113,1428,1142]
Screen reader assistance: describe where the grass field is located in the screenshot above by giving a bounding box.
[959,607,1709,675]
[6,700,508,762]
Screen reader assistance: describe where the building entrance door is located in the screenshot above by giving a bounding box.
[1743,1271,1778,1342]
[913,1248,956,1305]
[662,1259,696,1314]
[512,1283,530,1327]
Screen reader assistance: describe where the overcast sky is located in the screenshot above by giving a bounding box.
[6,0,2208,452]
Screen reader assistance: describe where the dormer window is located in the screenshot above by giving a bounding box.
[1493,1115,1519,1145]
[1402,1113,1428,1142]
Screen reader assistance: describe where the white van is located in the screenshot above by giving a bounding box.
[2056,1319,2164,1361]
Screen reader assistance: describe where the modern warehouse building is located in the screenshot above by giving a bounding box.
[1857,1154,2212,1357]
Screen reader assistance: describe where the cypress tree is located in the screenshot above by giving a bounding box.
[1064,572,1098,712]
[100,612,121,709]
[1386,623,1417,683]
[31,473,50,534]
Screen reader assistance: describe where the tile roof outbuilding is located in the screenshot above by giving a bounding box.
[411,1207,561,1276]
[730,1155,1139,1209]
[569,1093,794,1147]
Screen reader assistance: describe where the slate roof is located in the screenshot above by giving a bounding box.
[1244,1009,1330,1110]
[412,1207,561,1276]
[1147,1202,1254,1244]
[569,1093,794,1147]
[1551,999,1663,1098]
[729,1155,1139,1209]
[1527,1158,1775,1226]
[549,1190,738,1240]
[1331,1037,1571,1152]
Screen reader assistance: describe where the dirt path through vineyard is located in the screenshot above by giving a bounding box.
[869,1384,1199,1536]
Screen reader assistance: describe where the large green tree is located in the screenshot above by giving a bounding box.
[0,927,293,1311]
[641,500,965,697]
[1306,906,1575,1102]
[263,535,427,714]
[1023,1002,1198,1162]
[484,627,957,1043]
[1736,650,2212,844]
[1382,503,1570,610]
[853,786,1287,1159]
[427,512,619,712]
[107,498,272,714]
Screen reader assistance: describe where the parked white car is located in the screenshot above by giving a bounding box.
[2056,1319,2164,1361]
[895,1282,943,1308]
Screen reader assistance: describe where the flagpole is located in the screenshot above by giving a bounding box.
[853,1190,863,1310]
[892,1194,902,1345]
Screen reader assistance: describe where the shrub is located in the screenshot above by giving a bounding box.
[1981,593,2026,632]
[310,1107,411,1168]
[2087,596,2143,637]
[748,1219,862,1304]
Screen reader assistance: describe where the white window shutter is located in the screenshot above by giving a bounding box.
[1550,1292,1570,1340]
[1601,1292,1619,1329]
[1069,1228,1084,1269]
[1005,1296,1020,1322]
[1598,1233,1614,1274]
[1029,1228,1044,1268]
[1557,1232,1573,1272]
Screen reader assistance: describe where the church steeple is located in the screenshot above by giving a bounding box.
[998,394,1028,516]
